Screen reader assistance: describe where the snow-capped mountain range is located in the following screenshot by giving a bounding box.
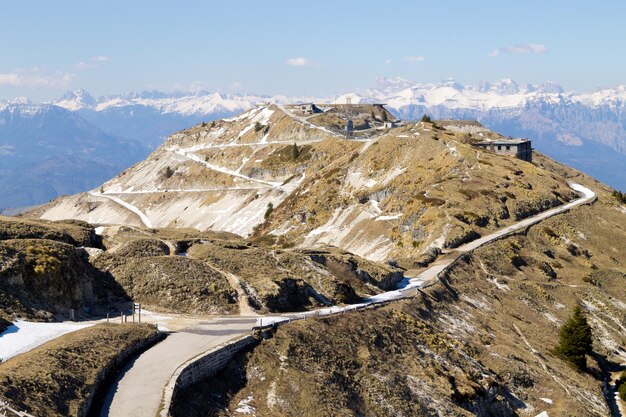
[1,77,625,209]
[47,77,626,155]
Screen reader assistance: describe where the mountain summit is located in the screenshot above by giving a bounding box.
[34,104,580,263]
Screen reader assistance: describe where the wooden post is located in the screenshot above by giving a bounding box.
[138,303,141,323]
[106,313,109,323]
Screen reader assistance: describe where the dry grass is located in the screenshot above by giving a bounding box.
[0,216,97,247]
[173,196,625,417]
[0,323,160,417]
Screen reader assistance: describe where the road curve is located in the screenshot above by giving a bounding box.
[99,183,596,416]
[87,192,153,228]
[261,183,596,322]
[98,318,257,417]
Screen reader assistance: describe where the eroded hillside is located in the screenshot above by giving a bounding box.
[173,175,626,417]
[89,226,403,314]
[33,105,579,265]
[0,216,128,322]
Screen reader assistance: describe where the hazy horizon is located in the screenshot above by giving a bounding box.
[2,0,626,101]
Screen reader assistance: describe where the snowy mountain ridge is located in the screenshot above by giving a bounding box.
[1,77,625,202]
[47,77,626,116]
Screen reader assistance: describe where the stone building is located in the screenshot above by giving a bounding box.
[473,139,532,162]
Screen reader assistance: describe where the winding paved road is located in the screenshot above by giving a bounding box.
[97,183,595,416]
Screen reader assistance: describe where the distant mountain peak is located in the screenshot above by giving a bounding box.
[55,89,97,110]
[8,97,32,105]
[434,78,464,91]
[369,77,415,96]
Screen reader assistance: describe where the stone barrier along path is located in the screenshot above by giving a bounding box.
[98,318,257,417]
[259,183,597,324]
[100,183,596,417]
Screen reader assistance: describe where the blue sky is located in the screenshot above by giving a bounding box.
[1,0,625,100]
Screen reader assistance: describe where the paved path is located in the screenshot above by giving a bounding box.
[97,183,596,416]
[98,318,257,417]
[260,183,597,323]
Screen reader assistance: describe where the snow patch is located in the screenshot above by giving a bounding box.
[235,395,256,415]
[543,312,559,324]
[376,214,402,221]
[0,320,96,361]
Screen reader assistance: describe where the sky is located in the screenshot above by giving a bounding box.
[1,0,625,101]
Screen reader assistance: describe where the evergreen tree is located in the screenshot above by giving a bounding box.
[164,166,174,178]
[555,305,593,370]
[264,202,274,219]
[291,143,300,160]
[421,114,431,123]
[617,372,626,401]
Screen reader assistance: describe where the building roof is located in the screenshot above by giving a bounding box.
[474,138,530,146]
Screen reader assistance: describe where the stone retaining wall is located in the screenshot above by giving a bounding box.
[161,335,257,417]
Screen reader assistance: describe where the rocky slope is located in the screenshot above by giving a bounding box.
[0,216,128,321]
[33,105,579,265]
[173,172,626,417]
[88,226,402,314]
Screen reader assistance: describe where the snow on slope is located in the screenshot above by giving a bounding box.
[0,320,95,361]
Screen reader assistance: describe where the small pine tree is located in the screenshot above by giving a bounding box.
[254,122,263,132]
[555,305,593,370]
[291,143,300,160]
[164,166,174,178]
[264,202,274,219]
[612,190,626,204]
[617,372,626,401]
[201,121,206,127]
[99,186,104,193]
[421,114,431,123]
[211,121,216,127]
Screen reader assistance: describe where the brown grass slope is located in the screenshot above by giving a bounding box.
[0,216,128,321]
[0,323,160,417]
[173,172,625,416]
[29,111,578,265]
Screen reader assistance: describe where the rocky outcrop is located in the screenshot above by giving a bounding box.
[0,238,127,320]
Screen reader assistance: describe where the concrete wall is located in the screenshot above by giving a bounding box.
[161,335,257,417]
[83,326,163,417]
